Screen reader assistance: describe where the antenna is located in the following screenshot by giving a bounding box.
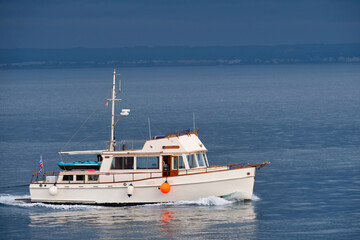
[148,117,152,140]
[109,70,129,151]
[193,112,196,130]
[109,69,117,151]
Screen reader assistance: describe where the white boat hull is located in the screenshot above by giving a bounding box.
[30,167,256,205]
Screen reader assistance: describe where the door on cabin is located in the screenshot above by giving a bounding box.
[162,155,171,177]
[162,155,179,177]
[170,156,179,176]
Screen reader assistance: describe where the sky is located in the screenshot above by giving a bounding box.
[0,0,359,48]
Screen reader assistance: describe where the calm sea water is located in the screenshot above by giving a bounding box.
[0,64,359,239]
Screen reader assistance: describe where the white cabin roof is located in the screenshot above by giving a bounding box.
[105,133,207,156]
[60,131,207,156]
[144,133,207,153]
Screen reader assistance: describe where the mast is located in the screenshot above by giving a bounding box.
[110,69,117,151]
[108,70,129,151]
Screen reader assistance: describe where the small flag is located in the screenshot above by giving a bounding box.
[105,101,109,106]
[38,155,43,174]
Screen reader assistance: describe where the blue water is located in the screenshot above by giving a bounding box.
[1,64,359,239]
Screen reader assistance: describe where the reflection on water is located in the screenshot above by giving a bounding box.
[161,209,173,225]
[28,201,257,239]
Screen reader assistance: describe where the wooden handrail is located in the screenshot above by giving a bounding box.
[30,161,270,184]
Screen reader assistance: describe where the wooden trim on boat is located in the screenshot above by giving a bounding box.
[103,150,208,157]
[15,198,31,203]
[30,162,269,185]
[162,145,180,149]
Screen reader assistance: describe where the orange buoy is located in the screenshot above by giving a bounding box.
[160,182,171,194]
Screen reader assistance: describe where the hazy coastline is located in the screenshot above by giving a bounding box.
[1,43,359,69]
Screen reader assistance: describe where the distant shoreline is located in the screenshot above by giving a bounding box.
[1,61,360,71]
[1,44,359,69]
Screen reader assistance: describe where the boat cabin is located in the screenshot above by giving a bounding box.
[57,130,215,183]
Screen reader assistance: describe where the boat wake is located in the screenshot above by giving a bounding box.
[144,193,261,207]
[0,193,260,209]
[0,194,104,210]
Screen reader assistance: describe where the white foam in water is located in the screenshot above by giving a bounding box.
[1,193,261,209]
[0,194,30,206]
[0,194,104,210]
[173,196,233,206]
[252,194,261,201]
[222,192,247,201]
[144,193,261,207]
[142,196,232,207]
[221,192,261,202]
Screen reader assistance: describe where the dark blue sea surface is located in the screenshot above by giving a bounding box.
[0,64,359,239]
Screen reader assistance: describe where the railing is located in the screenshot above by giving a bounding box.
[104,139,147,151]
[31,171,163,184]
[31,172,59,183]
[165,128,199,137]
[30,162,266,184]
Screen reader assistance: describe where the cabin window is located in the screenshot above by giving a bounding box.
[88,175,99,181]
[62,175,73,181]
[187,154,197,168]
[111,157,134,169]
[76,175,85,181]
[136,156,159,169]
[172,157,178,170]
[178,156,185,169]
[197,153,206,167]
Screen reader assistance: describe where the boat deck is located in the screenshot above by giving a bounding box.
[30,162,269,185]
